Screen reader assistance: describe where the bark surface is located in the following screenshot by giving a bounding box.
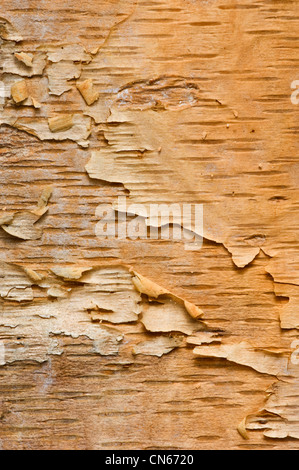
[0,0,299,450]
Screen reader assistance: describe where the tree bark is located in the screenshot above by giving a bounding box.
[0,0,299,450]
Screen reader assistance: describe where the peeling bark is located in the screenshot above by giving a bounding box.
[0,0,299,450]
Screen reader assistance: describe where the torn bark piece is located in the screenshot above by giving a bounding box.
[237,417,250,440]
[0,262,34,302]
[141,299,203,335]
[51,266,93,281]
[18,96,41,109]
[48,114,74,133]
[116,77,201,111]
[32,187,53,217]
[22,267,43,283]
[2,285,33,302]
[30,97,42,109]
[15,52,33,67]
[13,115,91,147]
[0,17,22,41]
[11,80,29,104]
[270,282,299,330]
[46,44,91,63]
[226,245,260,269]
[193,342,289,377]
[0,43,47,77]
[184,300,204,320]
[131,271,169,298]
[133,335,184,357]
[47,285,71,298]
[47,61,81,96]
[247,366,299,440]
[65,266,143,325]
[131,269,204,319]
[2,74,45,109]
[76,79,99,106]
[1,212,44,240]
[0,188,52,240]
[87,301,140,324]
[187,332,222,346]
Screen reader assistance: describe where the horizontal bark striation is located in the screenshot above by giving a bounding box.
[0,0,299,450]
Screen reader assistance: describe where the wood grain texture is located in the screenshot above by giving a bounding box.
[0,0,299,450]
